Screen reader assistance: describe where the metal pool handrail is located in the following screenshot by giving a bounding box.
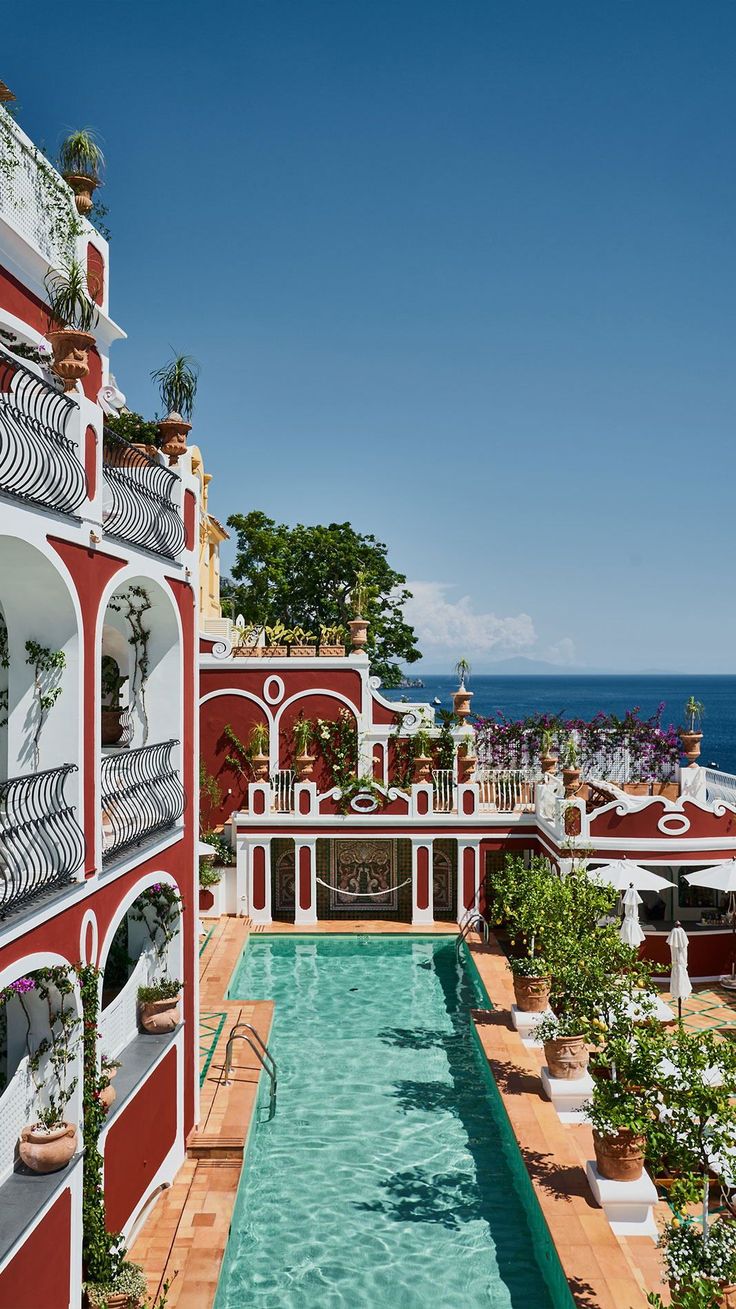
[224,1023,277,1119]
[456,912,489,956]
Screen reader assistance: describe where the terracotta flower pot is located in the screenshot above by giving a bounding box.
[458,754,477,784]
[720,1285,736,1309]
[102,707,126,746]
[262,645,287,658]
[157,413,191,466]
[139,996,180,1034]
[593,1129,646,1182]
[295,752,316,781]
[562,766,581,797]
[46,328,95,392]
[251,752,269,781]
[679,729,703,765]
[100,1080,117,1113]
[62,171,98,216]
[85,1292,140,1309]
[453,688,473,720]
[19,1122,77,1173]
[348,618,368,651]
[290,645,316,657]
[412,754,432,783]
[540,753,558,775]
[319,645,345,657]
[543,1034,589,1080]
[234,646,262,658]
[512,973,551,1014]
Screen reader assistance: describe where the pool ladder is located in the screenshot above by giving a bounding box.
[456,911,489,957]
[224,1021,278,1120]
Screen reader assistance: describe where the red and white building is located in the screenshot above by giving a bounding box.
[0,101,199,1307]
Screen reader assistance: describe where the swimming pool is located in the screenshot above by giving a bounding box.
[215,936,572,1308]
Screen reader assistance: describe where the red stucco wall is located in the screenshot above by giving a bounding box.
[0,1187,71,1309]
[104,1048,177,1233]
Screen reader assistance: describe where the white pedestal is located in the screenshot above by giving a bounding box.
[540,1067,594,1123]
[511,1005,553,1047]
[585,1161,658,1240]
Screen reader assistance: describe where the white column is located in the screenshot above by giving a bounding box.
[411,838,434,925]
[295,837,318,925]
[246,837,272,925]
[456,839,481,924]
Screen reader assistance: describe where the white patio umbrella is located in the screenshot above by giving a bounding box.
[620,884,646,947]
[588,860,673,893]
[666,922,692,1022]
[684,861,736,986]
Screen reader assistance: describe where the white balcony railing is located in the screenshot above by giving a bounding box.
[99,952,153,1061]
[0,1056,33,1184]
[477,767,536,812]
[432,769,455,813]
[704,768,736,808]
[272,770,295,813]
[0,107,79,266]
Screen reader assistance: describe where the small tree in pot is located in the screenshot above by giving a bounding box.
[293,715,316,780]
[101,654,128,746]
[412,725,433,783]
[561,735,581,796]
[452,658,473,720]
[59,128,104,216]
[151,352,198,464]
[131,883,183,1033]
[586,1027,662,1182]
[680,696,705,766]
[44,256,99,391]
[8,968,82,1173]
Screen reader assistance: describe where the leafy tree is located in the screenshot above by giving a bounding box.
[222,511,421,685]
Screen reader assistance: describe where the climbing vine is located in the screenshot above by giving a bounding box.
[109,585,152,743]
[25,639,65,769]
[0,613,7,729]
[128,883,183,971]
[77,963,117,1285]
[0,104,82,260]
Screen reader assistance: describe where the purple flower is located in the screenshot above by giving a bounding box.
[151,883,163,893]
[10,976,35,995]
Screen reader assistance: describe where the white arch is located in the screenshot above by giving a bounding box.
[97,870,182,979]
[199,686,273,723]
[0,950,79,994]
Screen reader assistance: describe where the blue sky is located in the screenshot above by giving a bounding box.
[5,2,735,671]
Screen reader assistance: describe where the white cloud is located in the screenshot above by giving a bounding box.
[545,637,577,666]
[403,581,536,656]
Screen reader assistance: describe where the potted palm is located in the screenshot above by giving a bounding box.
[138,977,181,1034]
[539,728,558,775]
[44,257,99,391]
[452,658,473,720]
[412,727,433,783]
[348,570,370,651]
[680,696,705,766]
[319,624,346,657]
[101,655,128,746]
[151,353,197,464]
[290,626,317,657]
[293,716,316,780]
[59,128,104,217]
[248,722,270,780]
[263,622,289,658]
[509,956,552,1014]
[561,735,581,796]
[458,733,477,784]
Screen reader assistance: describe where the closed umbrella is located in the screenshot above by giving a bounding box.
[588,860,673,893]
[620,883,645,947]
[684,862,736,986]
[667,922,692,1023]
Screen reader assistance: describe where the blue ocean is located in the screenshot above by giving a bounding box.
[380,675,736,774]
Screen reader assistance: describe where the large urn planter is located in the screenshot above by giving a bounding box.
[543,1034,589,1080]
[348,619,368,651]
[157,413,191,465]
[62,171,98,216]
[251,753,269,781]
[295,752,316,781]
[46,328,95,392]
[513,973,551,1014]
[139,996,180,1034]
[679,729,703,765]
[412,754,432,784]
[540,753,557,775]
[101,708,126,746]
[593,1129,646,1183]
[562,766,581,797]
[458,753,477,784]
[19,1122,77,1173]
[453,688,473,720]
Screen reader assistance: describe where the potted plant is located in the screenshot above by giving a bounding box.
[319,624,346,657]
[656,1214,736,1309]
[14,968,81,1174]
[452,658,473,720]
[539,728,558,775]
[248,722,270,780]
[99,1054,120,1113]
[293,716,316,780]
[138,977,181,1034]
[44,256,99,391]
[536,1008,590,1080]
[83,1233,149,1309]
[458,733,477,784]
[561,735,581,796]
[101,655,128,746]
[587,1075,651,1182]
[233,623,263,658]
[509,956,552,1014]
[263,622,289,657]
[103,411,161,463]
[59,128,104,217]
[151,353,198,464]
[289,626,317,657]
[412,726,433,783]
[348,569,370,650]
[680,696,705,766]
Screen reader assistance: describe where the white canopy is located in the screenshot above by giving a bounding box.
[589,860,673,893]
[620,884,646,947]
[667,923,692,1005]
[683,860,736,894]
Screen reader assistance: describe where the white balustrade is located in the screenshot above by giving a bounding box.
[99,952,153,1061]
[0,1056,33,1184]
[704,768,736,808]
[432,769,455,813]
[272,770,295,813]
[477,767,536,812]
[0,108,78,265]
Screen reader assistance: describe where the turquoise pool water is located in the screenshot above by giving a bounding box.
[216,936,570,1309]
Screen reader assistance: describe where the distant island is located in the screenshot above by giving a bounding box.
[396,676,425,688]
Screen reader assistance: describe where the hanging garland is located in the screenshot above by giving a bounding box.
[0,105,82,261]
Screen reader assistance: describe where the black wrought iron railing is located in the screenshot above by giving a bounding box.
[102,427,186,558]
[0,765,85,918]
[0,347,87,515]
[100,740,185,864]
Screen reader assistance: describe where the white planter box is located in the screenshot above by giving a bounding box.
[540,1066,594,1123]
[585,1161,658,1239]
[511,1005,553,1048]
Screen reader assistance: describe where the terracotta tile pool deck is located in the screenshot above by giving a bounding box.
[132,917,728,1308]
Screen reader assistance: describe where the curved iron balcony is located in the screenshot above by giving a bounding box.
[101,740,185,864]
[102,427,186,559]
[0,765,85,918]
[0,347,87,515]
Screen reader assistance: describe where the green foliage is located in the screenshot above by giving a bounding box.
[200,830,234,867]
[84,1259,147,1309]
[138,979,181,1003]
[59,128,104,179]
[14,967,81,1132]
[646,1029,736,1194]
[109,585,151,742]
[658,1216,736,1300]
[436,710,458,771]
[319,624,346,646]
[25,639,65,769]
[316,709,358,791]
[77,963,120,1285]
[151,352,199,420]
[293,715,315,756]
[129,884,182,972]
[0,104,82,256]
[199,863,222,888]
[105,410,160,448]
[684,696,705,732]
[455,657,471,685]
[222,511,420,685]
[101,654,127,708]
[586,1028,663,1139]
[199,761,222,835]
[45,255,99,332]
[561,735,579,769]
[508,956,549,978]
